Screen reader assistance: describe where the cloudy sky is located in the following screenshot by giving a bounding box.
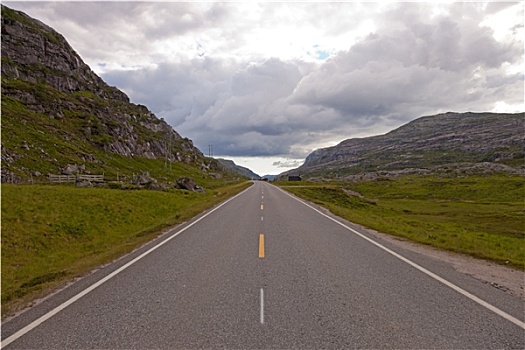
[5,1,524,175]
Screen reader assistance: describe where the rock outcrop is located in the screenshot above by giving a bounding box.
[1,5,213,182]
[1,6,128,103]
[284,112,524,179]
[176,177,205,193]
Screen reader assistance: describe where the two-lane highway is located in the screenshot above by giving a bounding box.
[2,182,524,348]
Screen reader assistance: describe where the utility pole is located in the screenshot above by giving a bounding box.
[165,134,173,170]
[164,140,168,169]
[208,144,213,158]
[169,133,172,170]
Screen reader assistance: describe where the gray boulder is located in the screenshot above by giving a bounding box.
[61,164,85,175]
[75,179,93,188]
[176,177,205,193]
[134,171,156,186]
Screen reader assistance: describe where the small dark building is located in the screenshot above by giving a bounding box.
[288,175,302,181]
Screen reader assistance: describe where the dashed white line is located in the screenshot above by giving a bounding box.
[260,288,265,324]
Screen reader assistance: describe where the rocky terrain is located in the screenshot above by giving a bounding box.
[216,158,260,179]
[283,112,524,180]
[1,5,226,184]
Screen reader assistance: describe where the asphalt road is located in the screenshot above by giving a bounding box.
[2,181,524,349]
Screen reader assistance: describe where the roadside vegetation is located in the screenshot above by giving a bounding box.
[1,181,251,317]
[277,175,524,270]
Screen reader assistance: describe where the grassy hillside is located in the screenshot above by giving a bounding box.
[1,84,226,184]
[1,181,251,317]
[279,175,524,269]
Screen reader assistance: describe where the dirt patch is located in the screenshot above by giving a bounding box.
[364,226,524,300]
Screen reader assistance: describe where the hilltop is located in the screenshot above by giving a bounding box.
[1,5,237,185]
[283,112,524,180]
[216,158,261,179]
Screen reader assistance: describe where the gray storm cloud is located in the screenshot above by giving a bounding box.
[5,1,523,161]
[105,3,522,158]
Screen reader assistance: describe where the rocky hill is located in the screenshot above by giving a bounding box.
[216,159,260,179]
[1,6,224,184]
[285,112,524,180]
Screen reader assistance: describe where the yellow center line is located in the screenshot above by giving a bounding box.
[259,234,265,258]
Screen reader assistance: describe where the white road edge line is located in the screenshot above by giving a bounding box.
[1,186,253,348]
[260,288,265,324]
[278,187,525,330]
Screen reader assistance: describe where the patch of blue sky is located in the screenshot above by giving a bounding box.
[316,50,330,60]
[311,45,330,60]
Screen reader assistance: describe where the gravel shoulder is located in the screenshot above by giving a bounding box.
[284,187,525,301]
[363,225,524,300]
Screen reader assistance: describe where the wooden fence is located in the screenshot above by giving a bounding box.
[49,174,104,183]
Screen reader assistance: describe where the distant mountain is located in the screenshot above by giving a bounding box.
[261,175,277,181]
[1,5,225,184]
[216,159,260,179]
[283,112,524,180]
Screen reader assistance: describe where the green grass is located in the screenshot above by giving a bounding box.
[1,181,251,317]
[278,175,524,269]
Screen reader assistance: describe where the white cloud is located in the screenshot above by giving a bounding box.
[4,1,524,175]
[290,2,523,123]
